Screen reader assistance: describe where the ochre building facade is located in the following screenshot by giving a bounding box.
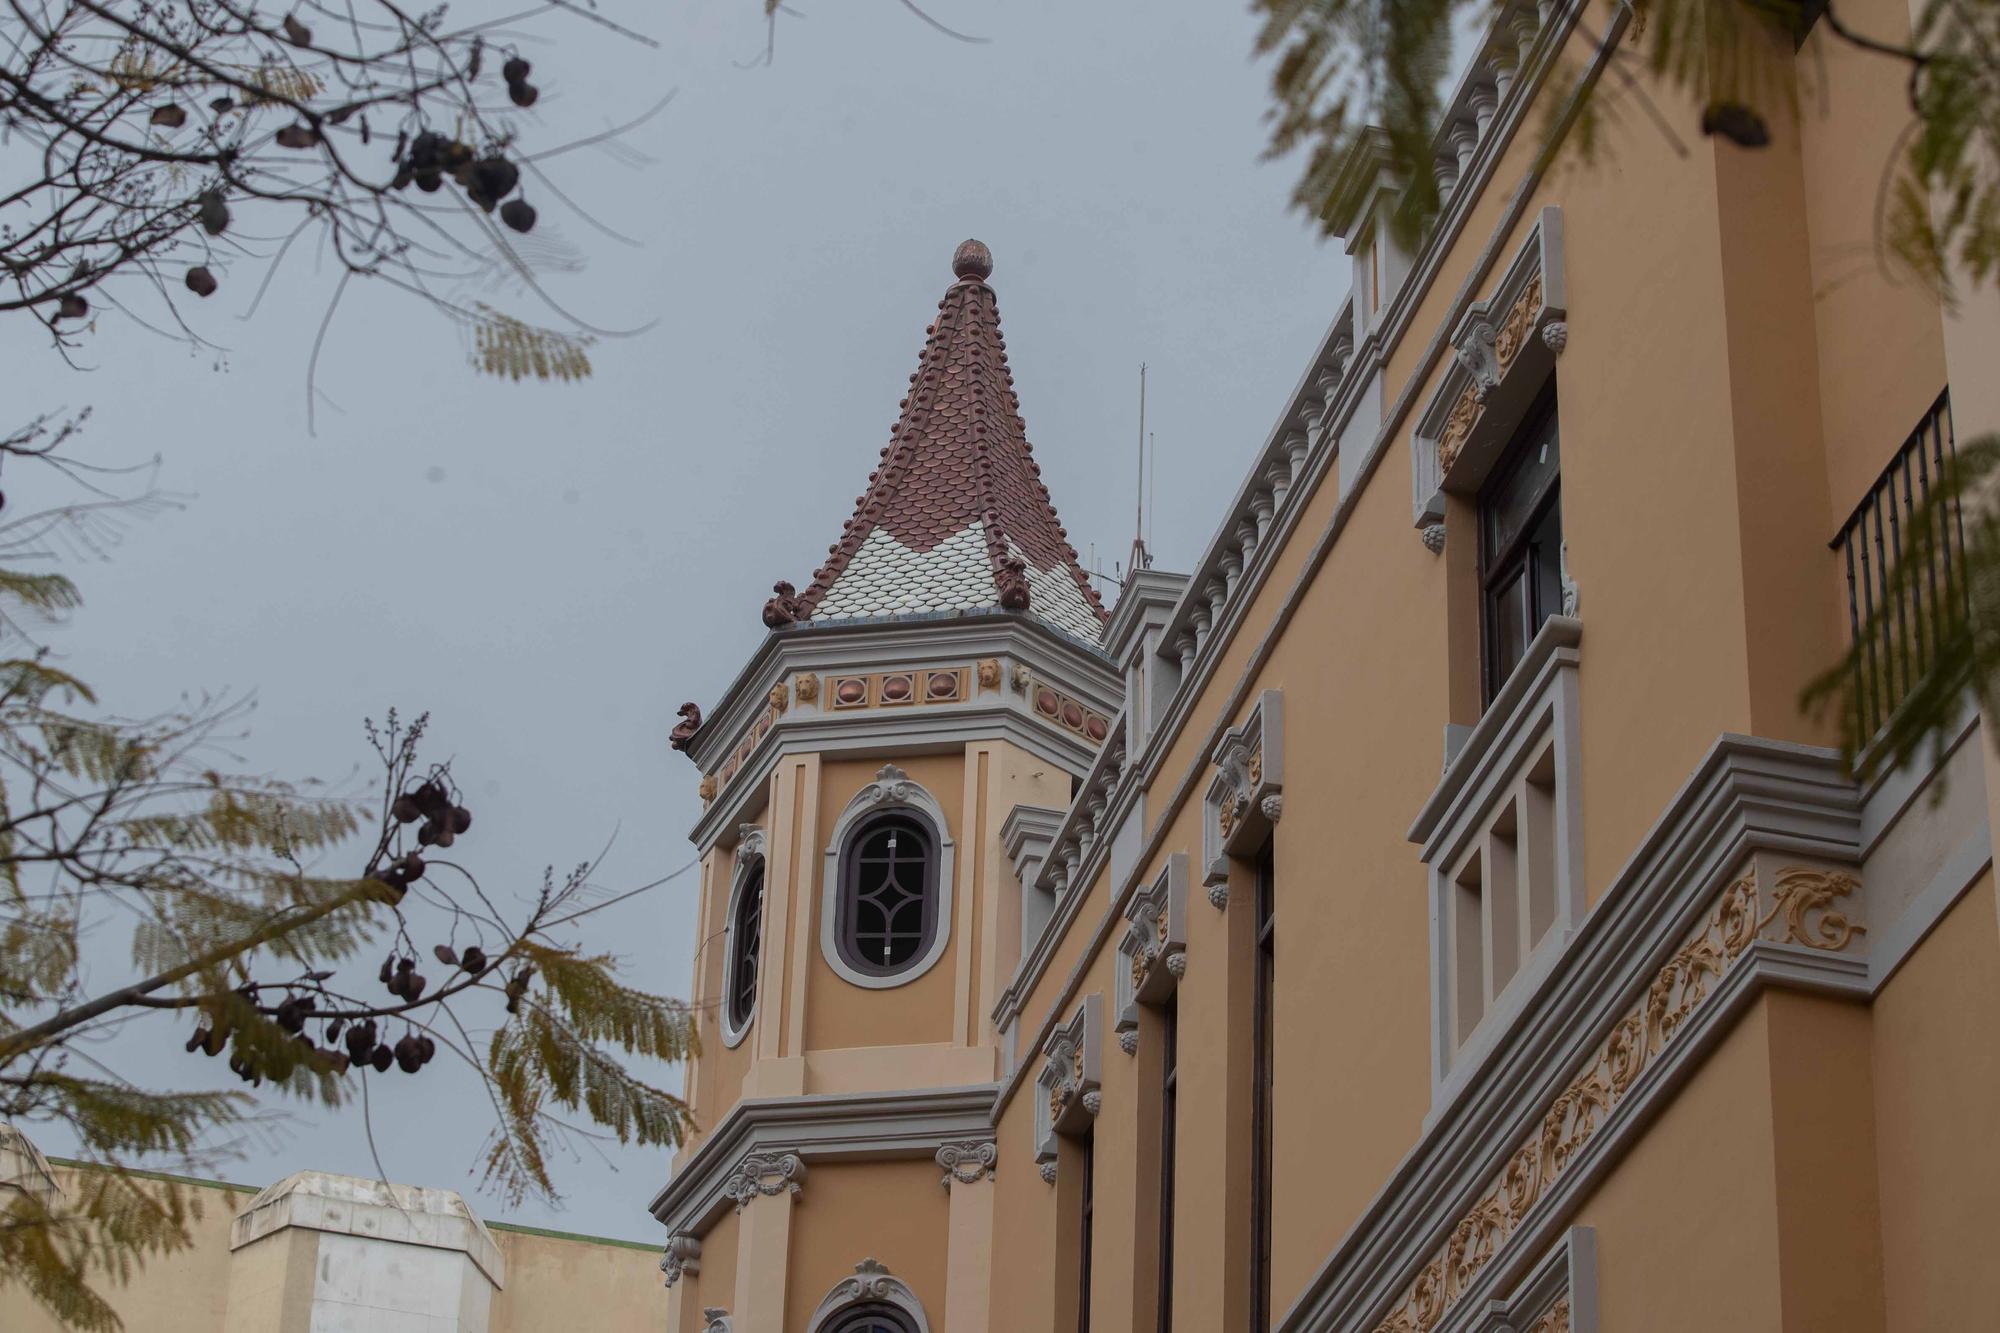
[656,1,2000,1330]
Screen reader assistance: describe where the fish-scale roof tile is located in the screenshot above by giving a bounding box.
[791,240,1107,640]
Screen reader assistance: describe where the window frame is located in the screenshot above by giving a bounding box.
[818,766,958,991]
[1078,1131,1097,1333]
[834,811,942,980]
[825,1306,921,1333]
[718,841,767,1049]
[1157,997,1179,1333]
[1478,389,1563,705]
[1249,846,1276,1333]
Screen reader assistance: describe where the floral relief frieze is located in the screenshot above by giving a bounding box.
[1371,865,1861,1333]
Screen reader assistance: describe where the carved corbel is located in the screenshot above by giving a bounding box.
[936,1140,997,1187]
[1035,994,1104,1170]
[660,1233,702,1288]
[1203,690,1285,886]
[722,1151,806,1209]
[1117,855,1191,1043]
[702,1310,733,1333]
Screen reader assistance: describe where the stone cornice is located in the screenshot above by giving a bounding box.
[685,617,1122,852]
[687,614,1116,771]
[648,1084,997,1236]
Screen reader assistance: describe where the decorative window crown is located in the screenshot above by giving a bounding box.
[1033,993,1104,1167]
[1116,854,1190,1047]
[1204,689,1286,896]
[1412,206,1569,530]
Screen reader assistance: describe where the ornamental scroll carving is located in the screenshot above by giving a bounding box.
[936,1140,997,1187]
[1369,866,1861,1333]
[659,1233,701,1288]
[1204,690,1285,890]
[702,1310,733,1333]
[1117,855,1191,1045]
[1035,994,1104,1166]
[723,1151,806,1210]
[1412,206,1568,534]
[806,1259,931,1333]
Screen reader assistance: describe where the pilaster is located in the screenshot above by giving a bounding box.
[727,1153,805,1333]
[937,1141,998,1333]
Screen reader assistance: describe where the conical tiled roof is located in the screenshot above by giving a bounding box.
[790,240,1108,641]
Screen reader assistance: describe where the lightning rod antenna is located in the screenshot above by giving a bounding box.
[1130,363,1151,574]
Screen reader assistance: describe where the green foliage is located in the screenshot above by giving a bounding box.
[1254,0,2000,295]
[0,464,695,1326]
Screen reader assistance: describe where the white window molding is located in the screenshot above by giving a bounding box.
[1033,993,1104,1174]
[1411,205,1569,532]
[719,825,767,1049]
[1203,689,1287,902]
[1408,616,1583,1113]
[819,764,957,990]
[806,1258,932,1333]
[1115,854,1190,1051]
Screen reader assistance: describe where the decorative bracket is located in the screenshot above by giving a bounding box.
[1411,205,1569,530]
[1203,689,1286,888]
[723,1151,806,1210]
[1116,854,1191,1047]
[660,1233,702,1288]
[702,1310,733,1333]
[935,1140,997,1187]
[1034,993,1104,1166]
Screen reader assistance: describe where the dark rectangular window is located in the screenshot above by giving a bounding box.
[1157,999,1179,1333]
[1479,392,1562,703]
[1078,1133,1096,1333]
[1250,847,1276,1332]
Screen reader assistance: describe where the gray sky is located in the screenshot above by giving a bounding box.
[9,0,1349,1240]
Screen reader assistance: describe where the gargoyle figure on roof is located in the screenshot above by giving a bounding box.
[669,702,703,752]
[762,581,803,629]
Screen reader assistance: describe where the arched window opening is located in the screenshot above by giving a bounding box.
[726,861,765,1034]
[827,1306,919,1333]
[837,813,939,978]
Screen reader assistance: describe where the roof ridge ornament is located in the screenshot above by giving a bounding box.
[952,237,993,282]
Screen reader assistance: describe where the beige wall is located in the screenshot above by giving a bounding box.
[1872,873,2000,1331]
[781,1160,948,1333]
[0,1166,666,1333]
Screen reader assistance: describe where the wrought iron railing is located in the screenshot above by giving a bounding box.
[1831,390,1967,741]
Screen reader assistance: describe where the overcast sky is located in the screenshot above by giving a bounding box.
[10,0,1351,1240]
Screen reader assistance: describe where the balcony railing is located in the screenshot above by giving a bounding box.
[1832,390,1967,741]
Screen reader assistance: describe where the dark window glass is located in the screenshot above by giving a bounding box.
[828,1306,918,1333]
[1479,394,1563,702]
[837,813,939,976]
[1250,847,1276,1333]
[1158,999,1179,1333]
[1079,1133,1096,1333]
[727,862,764,1031]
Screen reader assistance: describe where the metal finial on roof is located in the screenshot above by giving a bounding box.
[952,238,993,281]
